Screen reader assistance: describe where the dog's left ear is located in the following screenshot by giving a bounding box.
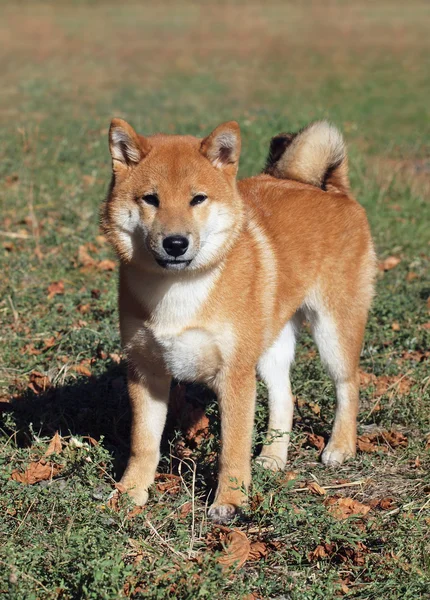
[200,121,241,174]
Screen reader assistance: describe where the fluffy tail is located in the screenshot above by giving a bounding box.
[264,121,350,194]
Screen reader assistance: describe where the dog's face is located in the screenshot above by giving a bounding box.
[102,119,244,273]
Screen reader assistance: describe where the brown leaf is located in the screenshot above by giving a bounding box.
[77,303,91,314]
[381,430,408,448]
[308,544,328,561]
[186,408,210,446]
[326,496,371,520]
[357,435,379,453]
[74,364,92,377]
[379,498,395,510]
[178,501,192,519]
[307,432,325,453]
[97,259,116,271]
[378,256,401,271]
[391,321,400,331]
[406,272,418,282]
[78,244,97,268]
[11,460,62,485]
[45,432,62,456]
[155,473,181,496]
[307,481,326,495]
[248,541,268,560]
[47,280,64,300]
[28,371,51,394]
[218,529,250,570]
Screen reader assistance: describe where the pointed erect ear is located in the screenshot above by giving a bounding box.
[109,118,151,171]
[200,121,241,172]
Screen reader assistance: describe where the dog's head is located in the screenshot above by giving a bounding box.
[102,119,244,273]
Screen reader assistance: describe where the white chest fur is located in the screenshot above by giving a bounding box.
[124,266,233,383]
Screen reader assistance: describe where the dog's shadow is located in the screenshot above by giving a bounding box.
[1,362,219,486]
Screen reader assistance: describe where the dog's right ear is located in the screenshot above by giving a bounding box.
[109,118,151,173]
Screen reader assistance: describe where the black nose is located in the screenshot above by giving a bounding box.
[162,235,189,258]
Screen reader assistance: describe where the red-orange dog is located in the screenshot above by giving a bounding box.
[102,119,376,522]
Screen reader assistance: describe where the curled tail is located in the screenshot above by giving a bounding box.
[264,121,350,195]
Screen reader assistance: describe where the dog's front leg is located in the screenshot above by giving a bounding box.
[208,368,256,523]
[119,367,171,505]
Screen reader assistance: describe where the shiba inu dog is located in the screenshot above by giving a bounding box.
[102,118,376,523]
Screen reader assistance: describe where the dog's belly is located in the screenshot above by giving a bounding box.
[148,327,223,384]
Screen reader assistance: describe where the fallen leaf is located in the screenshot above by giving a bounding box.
[378,256,401,271]
[379,498,395,510]
[155,473,181,495]
[28,371,51,394]
[381,430,408,448]
[11,460,62,485]
[218,529,250,570]
[422,322,430,330]
[326,496,371,520]
[45,432,62,456]
[406,272,418,282]
[97,259,116,271]
[47,281,64,300]
[78,244,97,268]
[307,481,326,495]
[307,433,325,453]
[391,321,400,331]
[77,303,91,314]
[178,501,192,519]
[308,544,329,560]
[248,541,268,560]
[127,506,144,520]
[74,364,92,377]
[186,408,210,446]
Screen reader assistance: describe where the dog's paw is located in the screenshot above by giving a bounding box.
[255,454,286,472]
[208,503,239,524]
[321,443,355,467]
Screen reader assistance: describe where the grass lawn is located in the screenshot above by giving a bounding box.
[1,1,429,598]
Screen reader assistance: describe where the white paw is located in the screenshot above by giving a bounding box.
[321,444,355,467]
[208,503,238,524]
[255,454,286,472]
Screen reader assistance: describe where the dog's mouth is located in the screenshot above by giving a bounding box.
[156,258,192,270]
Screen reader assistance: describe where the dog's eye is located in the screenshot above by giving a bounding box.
[190,194,207,206]
[142,194,159,207]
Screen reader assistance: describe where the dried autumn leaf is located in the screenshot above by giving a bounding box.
[78,244,97,268]
[178,501,192,519]
[155,473,181,495]
[74,364,92,377]
[326,496,371,520]
[379,498,395,510]
[248,541,268,560]
[47,280,64,300]
[406,272,418,282]
[97,259,116,271]
[308,544,328,561]
[45,432,62,456]
[391,321,400,331]
[218,529,250,570]
[28,371,51,394]
[381,430,408,448]
[307,432,325,453]
[357,435,379,453]
[11,460,62,485]
[186,408,210,446]
[307,481,326,495]
[378,256,401,271]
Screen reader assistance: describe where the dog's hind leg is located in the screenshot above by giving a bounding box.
[304,294,368,466]
[256,314,302,471]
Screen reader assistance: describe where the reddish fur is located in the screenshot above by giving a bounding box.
[102,119,376,520]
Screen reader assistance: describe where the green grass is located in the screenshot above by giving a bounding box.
[1,2,430,598]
